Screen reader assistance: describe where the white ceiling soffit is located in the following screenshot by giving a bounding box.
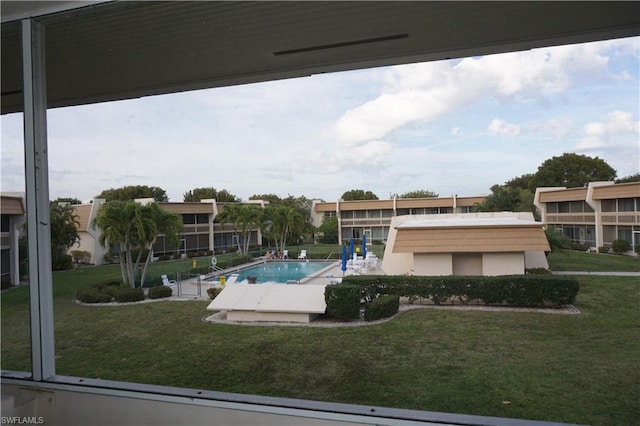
[2,1,639,114]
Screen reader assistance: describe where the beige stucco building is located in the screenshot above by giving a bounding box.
[0,194,26,286]
[382,212,550,276]
[535,181,640,251]
[311,195,486,244]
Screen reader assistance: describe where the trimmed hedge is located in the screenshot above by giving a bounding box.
[364,295,399,322]
[114,287,144,303]
[148,285,173,299]
[324,284,361,320]
[76,288,112,304]
[207,287,222,300]
[342,275,579,308]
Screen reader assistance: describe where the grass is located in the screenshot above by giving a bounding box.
[2,252,639,424]
[547,250,640,272]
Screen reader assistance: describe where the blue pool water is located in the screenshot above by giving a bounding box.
[212,261,335,284]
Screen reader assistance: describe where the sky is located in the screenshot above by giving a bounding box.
[2,36,639,203]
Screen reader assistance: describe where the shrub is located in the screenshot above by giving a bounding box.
[207,287,222,299]
[364,295,399,321]
[342,275,579,308]
[114,287,144,303]
[70,250,92,264]
[612,239,630,255]
[569,243,590,252]
[526,268,552,275]
[598,246,609,253]
[52,254,73,271]
[77,287,112,303]
[148,285,173,299]
[324,284,361,320]
[158,255,172,261]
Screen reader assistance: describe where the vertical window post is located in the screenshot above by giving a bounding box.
[22,18,56,381]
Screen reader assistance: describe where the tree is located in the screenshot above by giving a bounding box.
[97,185,168,202]
[93,200,181,287]
[392,189,439,198]
[505,173,534,190]
[249,193,282,205]
[138,203,183,286]
[317,215,338,244]
[615,173,640,184]
[341,189,379,201]
[475,185,532,213]
[545,227,570,253]
[55,197,82,205]
[183,187,239,202]
[529,153,616,189]
[49,201,80,270]
[262,205,305,252]
[217,204,262,255]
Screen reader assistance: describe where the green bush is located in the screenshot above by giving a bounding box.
[114,287,144,303]
[569,243,590,252]
[70,250,92,264]
[158,254,172,261]
[52,254,73,271]
[525,267,552,275]
[343,275,579,308]
[324,284,361,320]
[207,287,222,300]
[612,239,630,255]
[148,285,173,299]
[598,246,609,253]
[76,287,112,303]
[364,295,399,321]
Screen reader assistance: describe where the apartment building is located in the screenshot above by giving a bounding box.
[311,195,486,244]
[71,199,267,265]
[535,181,640,251]
[0,194,25,286]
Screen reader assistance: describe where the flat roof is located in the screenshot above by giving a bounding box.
[397,217,542,229]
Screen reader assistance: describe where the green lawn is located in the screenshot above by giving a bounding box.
[547,250,640,272]
[2,253,639,424]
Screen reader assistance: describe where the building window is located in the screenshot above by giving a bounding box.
[396,208,410,216]
[341,211,353,219]
[369,210,381,218]
[196,213,209,224]
[354,210,366,219]
[547,203,558,213]
[618,198,636,212]
[601,199,616,212]
[381,209,393,218]
[182,214,196,224]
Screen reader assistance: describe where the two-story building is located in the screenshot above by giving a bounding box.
[0,193,25,286]
[72,199,268,265]
[534,181,640,252]
[311,195,486,244]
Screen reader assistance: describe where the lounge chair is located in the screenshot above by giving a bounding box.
[283,250,289,259]
[225,273,239,285]
[298,250,307,260]
[161,274,178,295]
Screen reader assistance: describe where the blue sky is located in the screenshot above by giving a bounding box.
[2,36,639,203]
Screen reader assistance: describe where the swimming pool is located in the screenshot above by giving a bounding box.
[211,261,336,284]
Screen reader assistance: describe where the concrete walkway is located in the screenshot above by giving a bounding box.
[551,271,640,276]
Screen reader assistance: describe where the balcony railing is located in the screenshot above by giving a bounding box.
[340,218,392,227]
[545,214,595,224]
[601,213,640,225]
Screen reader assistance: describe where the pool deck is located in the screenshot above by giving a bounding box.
[173,258,382,299]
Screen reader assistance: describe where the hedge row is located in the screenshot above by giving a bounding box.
[342,275,579,308]
[77,281,168,304]
[364,295,400,322]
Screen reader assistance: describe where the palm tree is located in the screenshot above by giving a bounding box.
[217,204,262,255]
[139,203,182,286]
[93,200,182,287]
[93,200,132,284]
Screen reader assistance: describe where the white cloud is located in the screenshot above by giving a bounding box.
[488,118,521,137]
[576,110,640,150]
[334,37,636,148]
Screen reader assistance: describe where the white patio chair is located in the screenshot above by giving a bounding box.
[297,250,307,260]
[161,274,178,295]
